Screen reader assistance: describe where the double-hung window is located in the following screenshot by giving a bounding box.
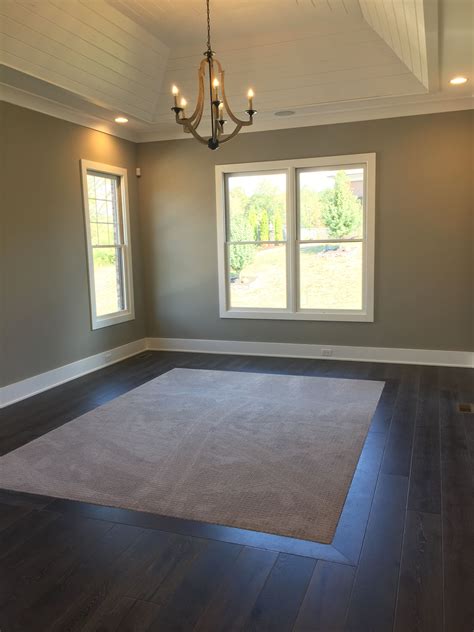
[216,153,375,321]
[81,160,134,329]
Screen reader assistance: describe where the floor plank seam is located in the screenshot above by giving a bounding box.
[439,384,446,632]
[392,368,422,631]
[241,551,281,627]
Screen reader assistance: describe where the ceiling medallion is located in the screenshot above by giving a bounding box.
[170,0,256,150]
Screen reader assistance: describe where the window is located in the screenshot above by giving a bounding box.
[216,154,375,321]
[81,160,134,329]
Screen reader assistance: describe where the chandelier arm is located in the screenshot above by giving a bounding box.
[183,98,204,133]
[211,65,252,145]
[179,61,205,134]
[173,112,191,133]
[214,61,253,127]
[176,117,208,145]
[185,60,207,125]
[219,122,244,145]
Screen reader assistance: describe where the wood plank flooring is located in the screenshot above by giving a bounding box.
[0,351,472,631]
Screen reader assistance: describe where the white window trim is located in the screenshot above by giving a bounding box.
[215,153,376,322]
[80,160,135,330]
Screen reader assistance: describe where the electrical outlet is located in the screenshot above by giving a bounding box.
[321,348,333,357]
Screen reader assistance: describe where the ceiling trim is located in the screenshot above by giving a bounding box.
[2,82,472,145]
[137,94,473,142]
[0,83,139,142]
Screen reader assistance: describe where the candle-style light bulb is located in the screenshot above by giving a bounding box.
[218,102,224,120]
[180,97,187,116]
[172,85,179,107]
[212,77,220,101]
[247,88,254,110]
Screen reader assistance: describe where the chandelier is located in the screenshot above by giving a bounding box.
[170,0,256,150]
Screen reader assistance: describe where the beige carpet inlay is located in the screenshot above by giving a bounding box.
[0,369,384,543]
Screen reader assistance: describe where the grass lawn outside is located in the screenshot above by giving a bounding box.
[94,263,121,316]
[230,243,362,310]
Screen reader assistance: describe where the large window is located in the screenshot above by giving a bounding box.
[216,154,375,321]
[81,160,134,329]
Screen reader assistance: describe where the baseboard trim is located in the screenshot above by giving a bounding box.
[147,337,473,369]
[1,336,471,408]
[0,339,147,409]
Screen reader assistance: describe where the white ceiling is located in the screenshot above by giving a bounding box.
[1,0,472,142]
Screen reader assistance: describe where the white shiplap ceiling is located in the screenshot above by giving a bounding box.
[0,0,472,142]
[360,0,439,89]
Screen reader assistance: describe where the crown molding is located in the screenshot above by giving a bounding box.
[0,83,140,143]
[137,94,474,142]
[2,82,472,145]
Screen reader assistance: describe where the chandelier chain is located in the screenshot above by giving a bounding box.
[206,0,211,53]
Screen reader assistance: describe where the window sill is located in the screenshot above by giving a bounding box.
[91,310,135,330]
[219,309,374,323]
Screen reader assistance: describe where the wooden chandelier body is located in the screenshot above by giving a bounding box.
[170,1,256,150]
[172,53,256,150]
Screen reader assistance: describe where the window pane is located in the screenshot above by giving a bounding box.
[298,168,363,240]
[93,247,125,316]
[94,176,108,200]
[227,173,286,242]
[299,242,363,310]
[91,222,115,246]
[87,174,96,197]
[87,173,121,248]
[229,243,286,309]
[105,177,115,201]
[87,200,97,224]
[95,199,108,222]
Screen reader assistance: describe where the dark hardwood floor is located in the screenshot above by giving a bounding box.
[0,351,472,631]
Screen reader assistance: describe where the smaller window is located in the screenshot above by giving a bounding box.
[81,160,134,329]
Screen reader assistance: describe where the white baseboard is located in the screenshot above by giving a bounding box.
[1,336,471,408]
[0,339,147,409]
[147,337,474,369]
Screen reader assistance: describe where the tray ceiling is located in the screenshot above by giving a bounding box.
[0,0,472,142]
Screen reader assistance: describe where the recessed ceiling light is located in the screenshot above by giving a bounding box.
[274,110,296,117]
[449,76,468,85]
[115,116,129,123]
